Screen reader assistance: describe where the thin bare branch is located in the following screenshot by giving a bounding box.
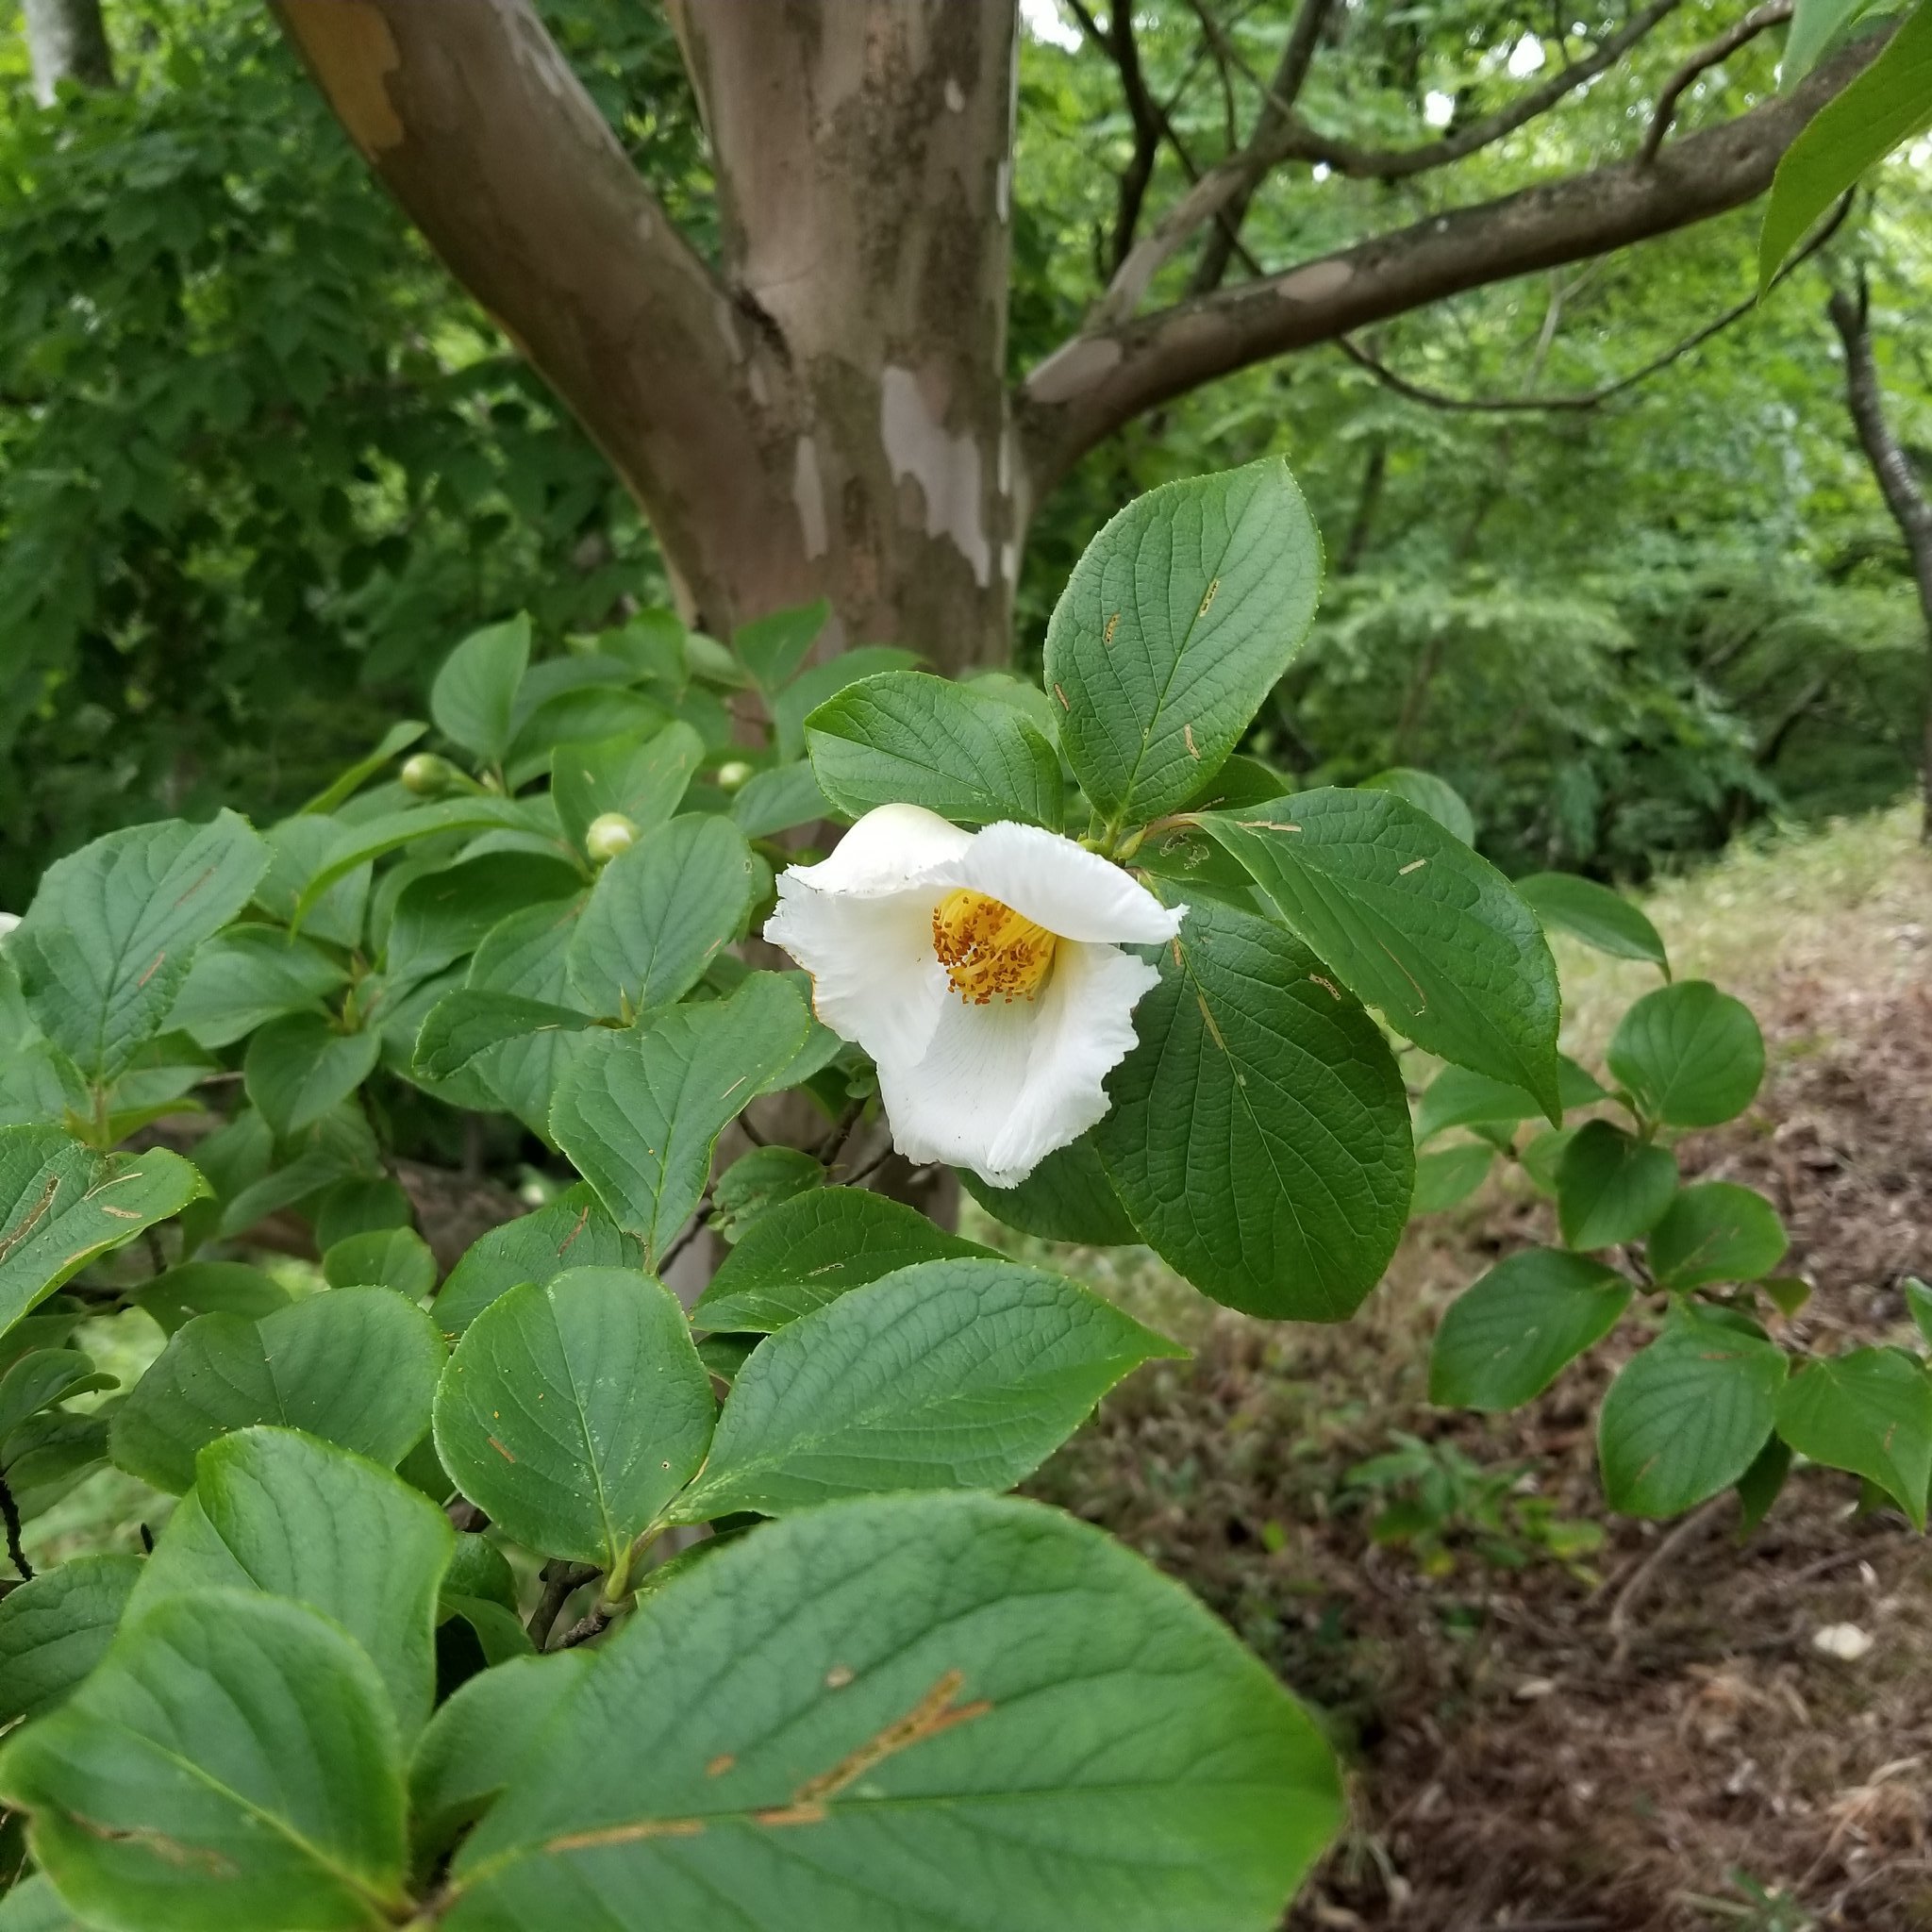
[1641,0,1793,162]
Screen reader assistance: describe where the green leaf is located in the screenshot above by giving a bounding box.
[1410,1141,1494,1213]
[0,1555,141,1726]
[244,1014,382,1139]
[710,1145,823,1241]
[1906,1276,1932,1348]
[1775,1346,1932,1526]
[109,1287,444,1494]
[0,1590,410,1932]
[1429,1248,1632,1410]
[959,1136,1141,1245]
[730,762,834,840]
[299,720,428,817]
[1360,767,1475,845]
[1517,872,1669,974]
[550,974,813,1269]
[130,1427,454,1739]
[413,990,596,1083]
[692,1188,990,1333]
[1647,1183,1789,1290]
[1785,0,1892,79]
[434,1267,713,1571]
[771,646,920,762]
[0,1128,208,1335]
[1760,0,1932,284]
[461,898,594,1137]
[1413,1058,1607,1144]
[133,1262,291,1337]
[1044,457,1323,828]
[4,1413,108,1525]
[734,601,829,694]
[0,1874,92,1931]
[434,614,532,762]
[1599,1307,1788,1517]
[444,1492,1341,1932]
[433,1185,641,1339]
[0,1351,114,1441]
[257,816,371,952]
[313,1177,414,1251]
[1203,790,1561,1113]
[805,671,1064,828]
[551,724,705,857]
[323,1227,438,1300]
[382,853,584,988]
[1093,896,1413,1321]
[408,1652,592,1863]
[672,1260,1178,1522]
[1735,1433,1793,1538]
[567,815,758,1021]
[1555,1121,1679,1250]
[166,927,348,1050]
[293,800,549,930]
[1607,979,1764,1127]
[13,812,270,1082]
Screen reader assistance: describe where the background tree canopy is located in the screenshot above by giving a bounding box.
[0,0,1925,904]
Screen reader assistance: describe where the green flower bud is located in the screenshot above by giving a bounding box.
[714,759,754,793]
[400,752,458,797]
[586,812,640,863]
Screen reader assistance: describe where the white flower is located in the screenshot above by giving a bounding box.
[764,804,1183,1188]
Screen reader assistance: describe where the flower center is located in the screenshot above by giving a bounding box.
[930,888,1058,1005]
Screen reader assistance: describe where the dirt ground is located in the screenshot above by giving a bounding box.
[1021,806,1932,1932]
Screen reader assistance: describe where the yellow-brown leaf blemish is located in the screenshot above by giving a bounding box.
[0,1174,59,1265]
[546,1816,706,1853]
[1053,682,1071,711]
[487,1436,516,1463]
[1195,992,1228,1053]
[1183,724,1199,759]
[784,1670,990,1817]
[1104,611,1120,645]
[706,1754,736,1777]
[1198,577,1221,617]
[1398,858,1427,875]
[1309,974,1341,1000]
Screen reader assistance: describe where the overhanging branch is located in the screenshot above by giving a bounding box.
[1018,38,1884,494]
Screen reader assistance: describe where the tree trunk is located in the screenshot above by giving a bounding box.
[1827,282,1932,841]
[21,0,113,106]
[274,0,1019,674]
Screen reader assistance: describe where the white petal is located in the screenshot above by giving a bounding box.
[944,822,1182,944]
[879,938,1159,1187]
[783,802,972,897]
[763,881,945,1070]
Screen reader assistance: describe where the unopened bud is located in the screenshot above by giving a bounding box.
[400,752,458,797]
[714,759,754,793]
[586,812,640,863]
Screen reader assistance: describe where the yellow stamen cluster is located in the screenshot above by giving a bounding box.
[930,889,1058,1005]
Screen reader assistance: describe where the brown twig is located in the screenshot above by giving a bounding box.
[1641,0,1794,163]
[527,1559,598,1648]
[552,1600,613,1650]
[1607,1492,1734,1660]
[658,1200,714,1274]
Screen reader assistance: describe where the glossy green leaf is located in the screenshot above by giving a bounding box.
[110,1287,444,1494]
[1647,1183,1789,1290]
[413,990,596,1083]
[734,601,829,694]
[1430,1248,1632,1410]
[1360,767,1475,844]
[0,1351,113,1441]
[243,1013,381,1139]
[435,1267,713,1570]
[1413,1058,1607,1145]
[166,927,348,1050]
[381,853,583,989]
[0,1128,208,1334]
[960,1135,1141,1245]
[692,1188,990,1333]
[435,614,532,762]
[133,1262,291,1337]
[1093,896,1413,1321]
[130,1427,454,1738]
[710,1145,823,1241]
[1607,979,1764,1127]
[0,1555,141,1726]
[0,1873,96,1930]
[771,646,920,762]
[293,800,549,929]
[552,724,705,856]
[1735,1433,1793,1537]
[12,812,270,1082]
[323,1226,438,1300]
[1599,1307,1788,1517]
[1203,790,1560,1113]
[1044,457,1322,828]
[1410,1141,1494,1213]
[550,974,813,1269]
[461,898,593,1138]
[567,815,758,1021]
[299,720,427,817]
[258,815,371,952]
[1775,1346,1932,1526]
[1555,1121,1678,1250]
[673,1260,1177,1522]
[806,671,1064,828]
[1760,0,1932,283]
[443,1492,1341,1932]
[408,1652,593,1863]
[1517,872,1669,973]
[1784,0,1891,79]
[0,1590,410,1932]
[729,762,834,840]
[433,1184,640,1338]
